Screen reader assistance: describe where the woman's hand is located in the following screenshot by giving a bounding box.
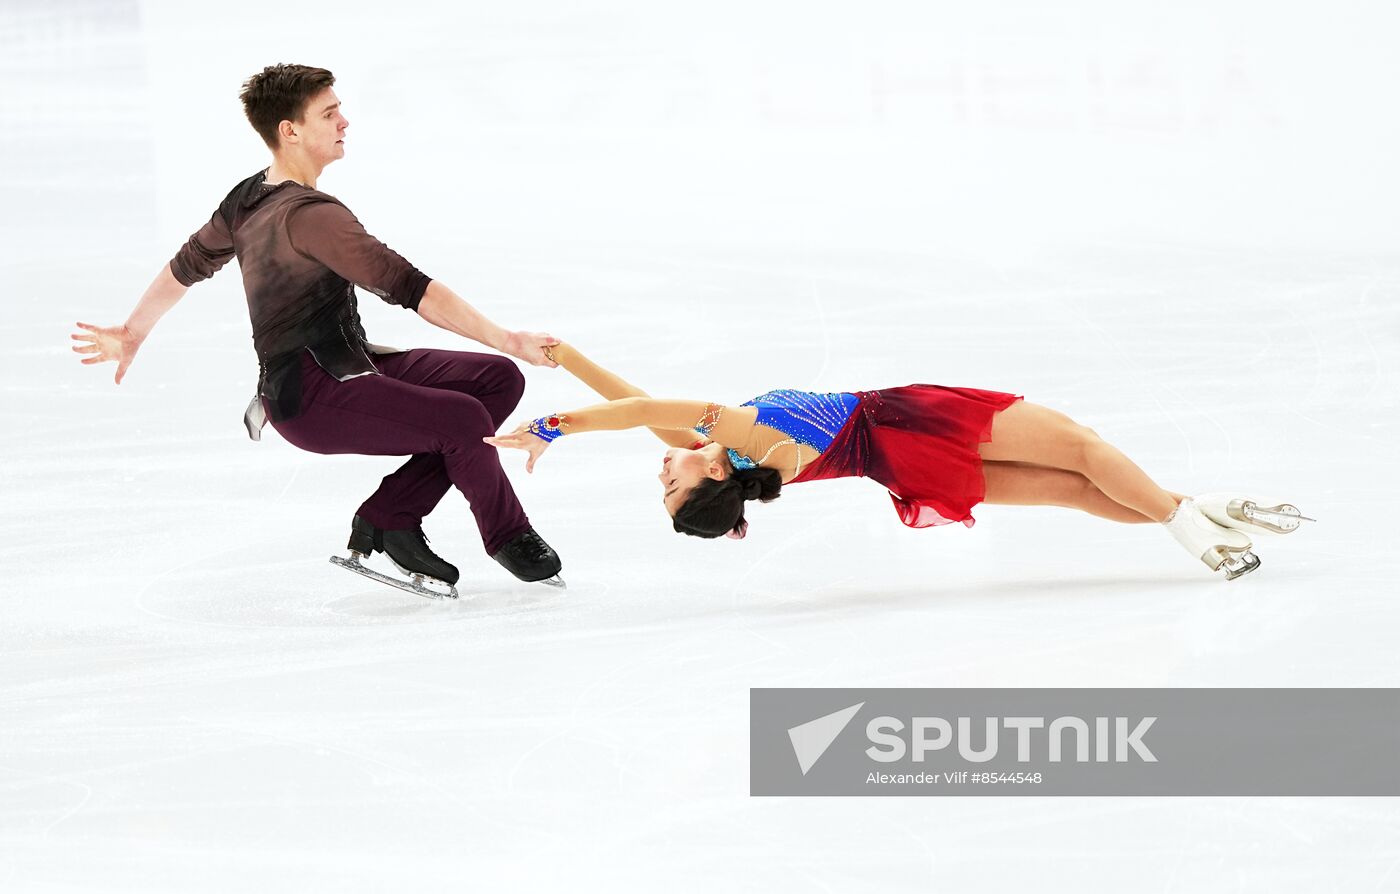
[483,424,552,473]
[71,322,145,384]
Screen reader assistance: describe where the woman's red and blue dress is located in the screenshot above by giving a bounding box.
[726,386,1023,528]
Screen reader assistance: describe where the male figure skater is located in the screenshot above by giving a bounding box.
[72,63,562,596]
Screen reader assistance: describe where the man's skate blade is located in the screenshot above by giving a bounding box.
[329,555,459,600]
[535,574,566,589]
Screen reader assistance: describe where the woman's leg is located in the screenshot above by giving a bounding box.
[982,461,1173,523]
[978,402,1179,522]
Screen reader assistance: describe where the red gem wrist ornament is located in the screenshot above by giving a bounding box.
[528,414,566,443]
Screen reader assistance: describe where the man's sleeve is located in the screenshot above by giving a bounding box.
[286,201,432,311]
[169,210,235,286]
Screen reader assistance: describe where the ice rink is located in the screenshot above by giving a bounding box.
[4,1,1399,889]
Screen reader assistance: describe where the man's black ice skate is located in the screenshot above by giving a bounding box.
[492,527,565,588]
[329,515,462,600]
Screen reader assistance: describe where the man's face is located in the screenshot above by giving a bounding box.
[287,87,348,164]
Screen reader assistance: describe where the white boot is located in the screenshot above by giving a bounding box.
[1163,498,1260,580]
[1195,493,1314,535]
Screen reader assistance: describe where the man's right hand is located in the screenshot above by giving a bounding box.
[502,330,561,368]
[71,322,144,384]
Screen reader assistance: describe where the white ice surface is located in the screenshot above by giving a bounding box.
[3,1,1399,890]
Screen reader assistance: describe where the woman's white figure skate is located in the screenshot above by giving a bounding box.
[1194,493,1314,536]
[1164,498,1261,580]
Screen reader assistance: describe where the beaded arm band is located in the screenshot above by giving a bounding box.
[694,402,723,436]
[527,414,566,443]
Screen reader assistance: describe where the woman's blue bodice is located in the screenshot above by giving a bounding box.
[726,389,859,470]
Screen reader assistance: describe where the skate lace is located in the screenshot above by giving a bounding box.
[516,529,550,561]
[414,526,447,561]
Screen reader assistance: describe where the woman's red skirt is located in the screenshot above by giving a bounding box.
[789,385,1023,528]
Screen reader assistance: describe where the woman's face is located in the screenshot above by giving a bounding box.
[659,442,728,515]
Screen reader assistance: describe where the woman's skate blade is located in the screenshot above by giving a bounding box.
[1166,498,1261,580]
[1230,501,1315,534]
[1197,494,1315,535]
[1210,548,1262,581]
[329,552,460,600]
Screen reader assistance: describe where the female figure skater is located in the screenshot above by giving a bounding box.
[485,343,1310,579]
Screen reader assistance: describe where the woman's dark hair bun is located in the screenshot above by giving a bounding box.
[735,467,782,502]
[672,467,783,539]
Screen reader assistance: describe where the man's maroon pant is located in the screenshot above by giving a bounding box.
[269,349,529,555]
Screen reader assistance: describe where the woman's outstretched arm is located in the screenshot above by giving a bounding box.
[548,342,710,448]
[556,397,753,441]
[484,396,755,473]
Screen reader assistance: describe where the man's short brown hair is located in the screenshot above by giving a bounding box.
[239,64,336,149]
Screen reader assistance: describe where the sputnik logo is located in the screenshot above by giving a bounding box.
[787,702,865,775]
